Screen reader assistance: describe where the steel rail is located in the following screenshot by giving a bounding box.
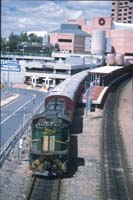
[27,176,61,200]
[101,79,133,200]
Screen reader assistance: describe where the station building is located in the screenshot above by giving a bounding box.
[1,53,101,88]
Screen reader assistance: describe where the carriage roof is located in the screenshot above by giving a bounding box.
[46,70,89,101]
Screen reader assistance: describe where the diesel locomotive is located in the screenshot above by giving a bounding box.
[29,70,89,176]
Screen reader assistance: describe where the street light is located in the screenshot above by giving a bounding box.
[20,44,27,58]
[40,46,44,57]
[6,46,10,88]
[23,45,27,57]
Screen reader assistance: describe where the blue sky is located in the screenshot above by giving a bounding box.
[2,0,112,38]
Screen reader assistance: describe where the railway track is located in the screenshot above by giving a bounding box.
[102,80,133,200]
[27,176,61,200]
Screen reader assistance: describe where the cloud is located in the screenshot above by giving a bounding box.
[1,0,111,38]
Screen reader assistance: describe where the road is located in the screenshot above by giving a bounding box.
[0,87,47,148]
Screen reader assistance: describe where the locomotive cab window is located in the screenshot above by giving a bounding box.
[46,102,66,113]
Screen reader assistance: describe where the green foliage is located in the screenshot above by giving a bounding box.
[28,33,43,43]
[9,32,20,52]
[1,32,43,53]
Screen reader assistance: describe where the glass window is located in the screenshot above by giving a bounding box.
[58,39,72,43]
[46,102,65,112]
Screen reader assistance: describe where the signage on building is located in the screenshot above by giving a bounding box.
[1,60,21,72]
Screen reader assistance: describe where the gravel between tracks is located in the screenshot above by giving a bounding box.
[0,80,133,200]
[60,108,103,200]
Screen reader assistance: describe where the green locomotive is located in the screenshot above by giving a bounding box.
[30,102,71,176]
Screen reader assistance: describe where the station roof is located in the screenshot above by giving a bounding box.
[52,28,89,36]
[89,66,123,74]
[51,23,90,36]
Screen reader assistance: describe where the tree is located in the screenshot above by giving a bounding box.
[20,32,28,42]
[28,33,43,43]
[1,32,43,53]
[1,37,8,52]
[9,32,20,52]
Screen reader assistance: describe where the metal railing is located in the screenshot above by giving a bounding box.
[0,100,44,166]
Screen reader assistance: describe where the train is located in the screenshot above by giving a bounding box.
[29,70,89,176]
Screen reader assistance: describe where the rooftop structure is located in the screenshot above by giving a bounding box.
[90,66,123,74]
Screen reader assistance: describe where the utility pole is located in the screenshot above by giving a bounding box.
[6,47,10,88]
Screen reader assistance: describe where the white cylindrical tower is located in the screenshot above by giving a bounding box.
[91,30,106,55]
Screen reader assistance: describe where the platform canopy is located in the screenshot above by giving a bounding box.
[89,66,123,74]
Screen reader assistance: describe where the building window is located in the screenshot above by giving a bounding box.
[124,13,127,15]
[129,12,132,14]
[119,13,122,16]
[128,21,131,23]
[119,9,122,11]
[118,18,122,20]
[124,2,128,4]
[58,39,72,43]
[112,2,115,5]
[112,9,114,12]
[123,17,127,20]
[124,9,127,11]
[128,16,132,19]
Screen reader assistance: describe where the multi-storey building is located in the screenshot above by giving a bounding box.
[112,0,133,23]
[65,16,133,56]
[50,24,91,53]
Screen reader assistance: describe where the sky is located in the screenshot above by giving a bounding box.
[2,0,112,38]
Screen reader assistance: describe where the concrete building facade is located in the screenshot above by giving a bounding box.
[50,24,90,53]
[66,16,133,56]
[111,0,133,23]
